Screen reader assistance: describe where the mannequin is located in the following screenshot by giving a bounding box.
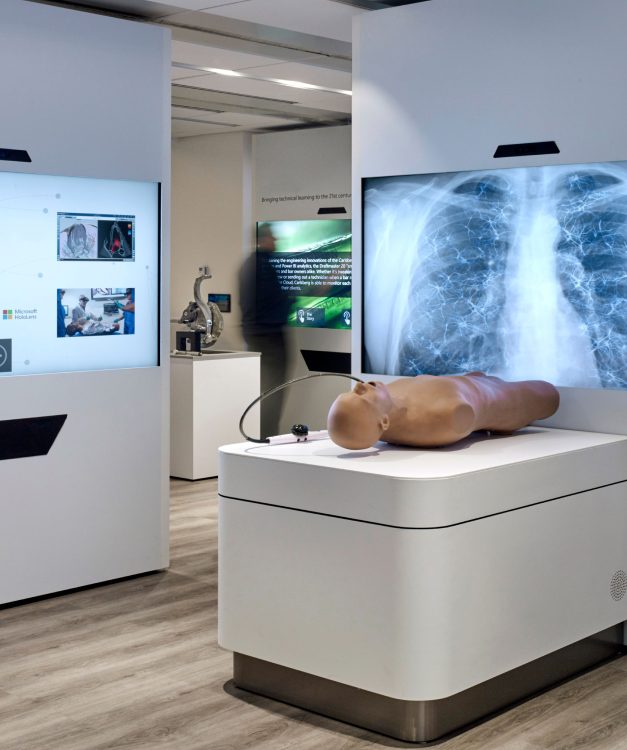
[327,373,559,450]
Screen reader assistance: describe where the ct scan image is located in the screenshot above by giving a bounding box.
[363,161,627,390]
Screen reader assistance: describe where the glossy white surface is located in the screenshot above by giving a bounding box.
[171,353,260,480]
[219,427,627,526]
[219,481,627,700]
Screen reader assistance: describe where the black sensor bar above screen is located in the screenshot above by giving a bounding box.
[494,141,560,158]
[0,149,32,163]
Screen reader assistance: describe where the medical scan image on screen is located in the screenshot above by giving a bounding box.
[363,161,627,390]
[58,213,135,260]
[256,219,351,329]
[0,171,159,377]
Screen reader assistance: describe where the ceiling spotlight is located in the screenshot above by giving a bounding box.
[211,69,244,77]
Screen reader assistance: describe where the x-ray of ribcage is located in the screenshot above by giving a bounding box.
[363,162,627,389]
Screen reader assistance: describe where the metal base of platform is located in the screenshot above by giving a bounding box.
[233,625,624,743]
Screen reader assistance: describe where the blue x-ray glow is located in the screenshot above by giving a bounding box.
[363,162,627,389]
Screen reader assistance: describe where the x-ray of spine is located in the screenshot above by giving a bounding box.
[363,162,627,389]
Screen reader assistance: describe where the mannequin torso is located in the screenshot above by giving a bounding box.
[327,373,560,450]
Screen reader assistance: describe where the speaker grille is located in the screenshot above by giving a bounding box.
[611,571,627,601]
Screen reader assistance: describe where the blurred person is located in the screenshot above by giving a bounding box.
[57,289,66,338]
[114,288,135,334]
[240,224,291,438]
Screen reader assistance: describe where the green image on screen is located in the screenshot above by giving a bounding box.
[256,219,352,329]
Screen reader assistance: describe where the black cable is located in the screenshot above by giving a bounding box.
[239,372,365,443]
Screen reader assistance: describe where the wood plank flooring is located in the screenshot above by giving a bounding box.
[1,478,627,749]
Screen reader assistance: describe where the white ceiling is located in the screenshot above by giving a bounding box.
[109,0,366,137]
[187,0,366,43]
[171,66,350,108]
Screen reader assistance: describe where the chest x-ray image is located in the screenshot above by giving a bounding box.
[363,161,627,390]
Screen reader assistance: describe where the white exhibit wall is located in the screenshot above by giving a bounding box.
[352,0,627,435]
[171,132,252,351]
[253,126,352,434]
[0,0,170,602]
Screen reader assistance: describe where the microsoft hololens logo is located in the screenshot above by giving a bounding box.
[2,310,12,320]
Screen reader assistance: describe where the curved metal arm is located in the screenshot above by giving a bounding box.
[193,274,212,326]
[240,372,365,443]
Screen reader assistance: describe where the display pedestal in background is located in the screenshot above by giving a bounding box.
[170,351,260,480]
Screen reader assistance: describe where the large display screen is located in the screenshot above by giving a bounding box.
[0,171,159,377]
[256,220,352,329]
[363,162,627,390]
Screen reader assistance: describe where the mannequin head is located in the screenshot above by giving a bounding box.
[328,381,394,450]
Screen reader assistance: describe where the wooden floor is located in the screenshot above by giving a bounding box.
[2,478,627,749]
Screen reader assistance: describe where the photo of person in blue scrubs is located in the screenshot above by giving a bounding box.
[115,288,135,335]
[57,289,66,338]
[57,288,135,336]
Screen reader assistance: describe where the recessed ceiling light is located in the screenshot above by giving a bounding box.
[172,62,352,97]
[172,116,238,127]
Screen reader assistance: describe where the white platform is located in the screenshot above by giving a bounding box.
[219,427,627,526]
[170,351,260,480]
[219,428,627,702]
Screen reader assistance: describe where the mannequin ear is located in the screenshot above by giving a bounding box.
[379,414,390,432]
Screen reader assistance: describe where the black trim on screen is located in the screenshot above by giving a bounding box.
[361,177,367,376]
[158,182,162,368]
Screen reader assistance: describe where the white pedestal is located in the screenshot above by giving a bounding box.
[170,351,260,480]
[218,428,627,740]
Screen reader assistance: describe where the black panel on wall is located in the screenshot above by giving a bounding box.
[0,415,67,461]
[0,149,32,163]
[301,350,351,374]
[494,141,560,158]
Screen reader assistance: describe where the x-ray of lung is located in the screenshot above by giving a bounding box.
[363,162,627,389]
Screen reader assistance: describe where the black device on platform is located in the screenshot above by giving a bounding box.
[176,330,203,353]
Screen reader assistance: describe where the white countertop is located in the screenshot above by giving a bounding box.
[171,350,260,361]
[219,427,627,527]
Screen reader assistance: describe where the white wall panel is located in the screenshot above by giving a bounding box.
[352,0,627,434]
[0,0,170,602]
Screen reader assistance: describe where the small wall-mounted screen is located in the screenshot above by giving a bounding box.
[363,162,627,389]
[255,219,352,329]
[209,293,231,313]
[0,171,159,377]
